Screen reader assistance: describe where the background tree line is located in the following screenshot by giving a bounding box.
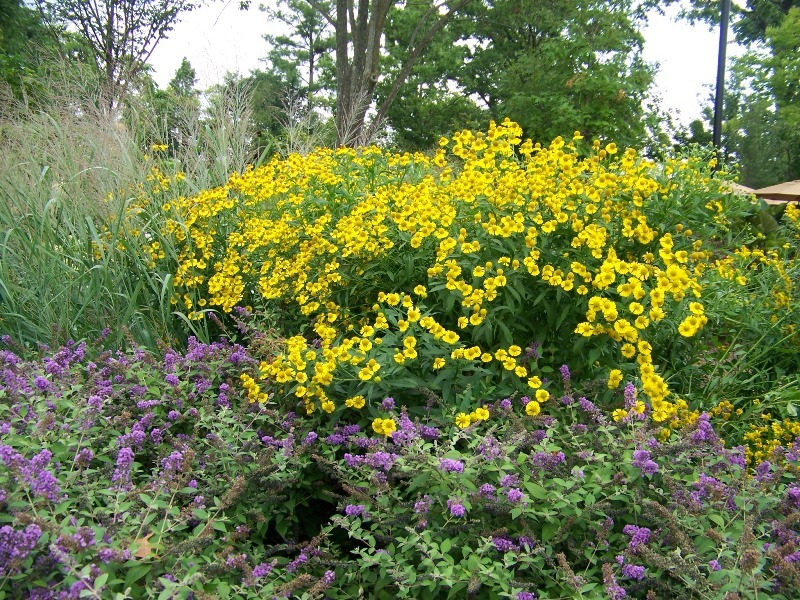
[1,0,798,186]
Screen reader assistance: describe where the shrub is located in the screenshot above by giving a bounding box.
[1,336,799,599]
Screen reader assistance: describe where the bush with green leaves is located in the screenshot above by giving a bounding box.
[2,334,800,599]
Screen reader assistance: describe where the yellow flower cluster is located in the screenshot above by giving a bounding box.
[744,417,800,465]
[455,405,491,429]
[159,119,746,420]
[240,373,268,403]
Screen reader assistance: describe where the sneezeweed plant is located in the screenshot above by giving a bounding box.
[157,119,799,439]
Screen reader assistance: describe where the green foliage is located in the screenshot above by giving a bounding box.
[682,1,800,187]
[451,0,661,148]
[34,0,202,106]
[765,6,800,179]
[2,335,799,598]
[261,0,335,111]
[377,0,486,149]
[0,0,49,93]
[0,67,263,350]
[135,58,201,157]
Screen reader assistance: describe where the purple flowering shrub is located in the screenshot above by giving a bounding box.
[322,387,800,598]
[0,336,344,598]
[1,332,800,599]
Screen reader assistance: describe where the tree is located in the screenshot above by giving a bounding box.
[35,0,201,109]
[376,0,486,149]
[136,57,200,154]
[674,0,800,42]
[262,0,335,110]
[0,0,61,96]
[424,0,660,148]
[680,1,800,185]
[763,5,800,179]
[301,0,472,146]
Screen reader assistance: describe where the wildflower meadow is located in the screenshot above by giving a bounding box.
[2,113,800,599]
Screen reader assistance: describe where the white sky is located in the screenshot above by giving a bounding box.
[149,0,737,129]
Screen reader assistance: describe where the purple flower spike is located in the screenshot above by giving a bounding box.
[622,525,651,552]
[631,449,658,476]
[621,564,645,580]
[344,504,368,518]
[447,498,466,517]
[506,488,523,503]
[439,458,464,473]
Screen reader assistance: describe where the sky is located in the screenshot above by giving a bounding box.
[149,0,736,129]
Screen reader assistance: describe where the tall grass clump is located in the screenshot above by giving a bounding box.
[0,67,262,351]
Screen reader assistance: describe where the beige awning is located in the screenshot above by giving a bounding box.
[754,180,800,204]
[728,182,756,195]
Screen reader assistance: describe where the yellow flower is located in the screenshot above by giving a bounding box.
[433,357,446,370]
[535,389,550,403]
[442,330,460,344]
[527,376,542,389]
[612,409,628,422]
[321,400,336,413]
[525,400,541,417]
[372,418,397,437]
[508,345,522,357]
[608,369,623,389]
[455,412,472,429]
[345,395,366,409]
[473,406,490,421]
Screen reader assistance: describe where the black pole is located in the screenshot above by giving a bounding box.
[712,0,731,151]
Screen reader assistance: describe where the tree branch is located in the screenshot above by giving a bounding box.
[371,0,473,136]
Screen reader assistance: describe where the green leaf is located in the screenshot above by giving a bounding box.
[440,538,452,554]
[124,563,152,588]
[541,521,559,543]
[524,482,548,499]
[212,521,227,533]
[709,514,725,528]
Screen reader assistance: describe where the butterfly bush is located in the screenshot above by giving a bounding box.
[1,332,799,598]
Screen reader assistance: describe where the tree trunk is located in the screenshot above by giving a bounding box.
[311,0,471,146]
